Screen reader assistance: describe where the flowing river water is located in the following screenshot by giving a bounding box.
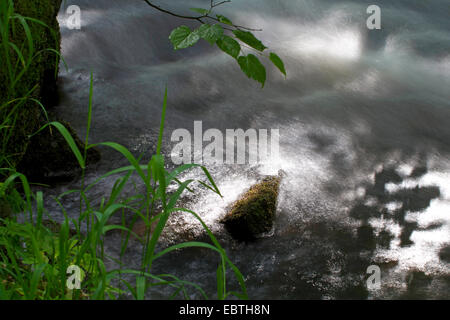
[44,0,450,299]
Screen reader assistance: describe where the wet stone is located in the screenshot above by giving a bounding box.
[221,173,282,241]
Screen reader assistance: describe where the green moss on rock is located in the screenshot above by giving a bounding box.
[221,175,281,241]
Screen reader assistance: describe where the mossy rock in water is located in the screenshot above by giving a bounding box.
[18,120,101,183]
[221,175,281,241]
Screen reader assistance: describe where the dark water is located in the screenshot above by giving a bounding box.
[48,0,450,299]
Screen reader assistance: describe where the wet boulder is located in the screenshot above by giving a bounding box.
[18,120,101,183]
[221,174,282,241]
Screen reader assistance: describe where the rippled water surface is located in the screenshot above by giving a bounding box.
[48,0,450,299]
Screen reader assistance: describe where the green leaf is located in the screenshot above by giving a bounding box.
[216,35,241,59]
[269,52,286,77]
[237,54,266,87]
[190,8,210,15]
[169,26,200,50]
[233,30,267,52]
[196,24,224,45]
[216,14,233,25]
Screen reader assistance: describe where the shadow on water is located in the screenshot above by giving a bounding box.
[349,166,440,247]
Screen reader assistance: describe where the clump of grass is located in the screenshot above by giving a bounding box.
[0,0,64,171]
[0,75,247,300]
[0,0,247,300]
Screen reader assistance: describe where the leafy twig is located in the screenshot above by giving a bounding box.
[142,0,262,32]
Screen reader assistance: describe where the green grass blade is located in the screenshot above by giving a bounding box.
[27,263,47,300]
[156,86,168,155]
[90,142,146,183]
[136,276,146,300]
[13,15,34,61]
[85,72,94,159]
[7,41,25,67]
[217,262,224,300]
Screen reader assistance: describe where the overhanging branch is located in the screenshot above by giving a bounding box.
[142,0,262,32]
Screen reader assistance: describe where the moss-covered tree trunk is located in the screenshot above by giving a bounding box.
[0,0,62,169]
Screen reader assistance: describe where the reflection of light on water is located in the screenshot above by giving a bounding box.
[441,56,450,74]
[295,29,362,61]
[243,8,363,62]
[384,35,412,56]
[397,164,415,177]
[421,171,450,198]
[371,170,450,279]
[385,201,403,213]
[377,229,448,277]
[185,176,257,232]
[257,144,296,176]
[338,69,385,98]
[407,200,450,229]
